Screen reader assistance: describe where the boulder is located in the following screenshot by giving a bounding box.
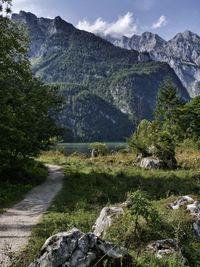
[169,198,200,238]
[91,148,99,158]
[187,201,200,217]
[146,239,179,259]
[29,228,133,267]
[139,157,163,169]
[169,196,194,210]
[193,219,200,237]
[93,207,124,237]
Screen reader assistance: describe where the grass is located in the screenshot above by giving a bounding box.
[13,149,200,267]
[0,160,48,214]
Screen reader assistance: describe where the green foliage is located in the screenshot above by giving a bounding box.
[154,131,177,167]
[0,17,63,176]
[181,95,200,144]
[129,80,187,168]
[136,253,187,267]
[60,87,133,142]
[129,119,158,155]
[127,190,157,222]
[155,79,185,142]
[89,142,109,156]
[126,190,160,244]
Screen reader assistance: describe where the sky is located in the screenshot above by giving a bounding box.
[12,0,200,40]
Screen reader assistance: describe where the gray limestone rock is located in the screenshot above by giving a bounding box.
[139,157,163,169]
[93,207,124,237]
[110,31,200,97]
[29,228,133,267]
[169,196,194,210]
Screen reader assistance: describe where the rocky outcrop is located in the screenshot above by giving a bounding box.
[193,219,200,237]
[169,197,200,238]
[146,239,180,259]
[93,207,124,237]
[187,201,200,217]
[29,228,134,267]
[169,196,194,209]
[139,157,163,169]
[110,31,200,97]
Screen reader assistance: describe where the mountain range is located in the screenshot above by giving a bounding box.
[109,31,200,98]
[12,11,190,141]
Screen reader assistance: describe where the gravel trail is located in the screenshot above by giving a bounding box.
[0,165,64,266]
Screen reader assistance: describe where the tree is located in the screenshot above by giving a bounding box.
[182,96,200,145]
[126,190,159,243]
[129,80,185,168]
[0,16,63,172]
[128,119,158,157]
[155,79,184,142]
[153,80,186,168]
[89,143,108,157]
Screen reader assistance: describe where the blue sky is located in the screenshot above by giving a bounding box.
[12,0,200,40]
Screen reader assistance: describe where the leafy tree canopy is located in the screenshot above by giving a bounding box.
[0,14,63,172]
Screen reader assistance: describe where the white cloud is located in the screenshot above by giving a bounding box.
[152,15,168,29]
[77,12,138,38]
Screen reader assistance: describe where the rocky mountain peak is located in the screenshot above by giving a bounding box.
[108,30,200,97]
[141,31,163,41]
[12,11,38,24]
[127,32,166,52]
[170,30,200,44]
[12,11,75,36]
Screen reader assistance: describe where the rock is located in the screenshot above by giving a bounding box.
[163,156,177,169]
[139,157,163,169]
[29,228,133,267]
[91,148,99,158]
[146,145,158,156]
[187,201,200,217]
[169,196,194,209]
[193,219,200,237]
[146,239,178,259]
[93,207,124,237]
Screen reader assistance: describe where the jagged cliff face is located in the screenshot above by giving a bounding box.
[111,31,200,97]
[12,12,190,141]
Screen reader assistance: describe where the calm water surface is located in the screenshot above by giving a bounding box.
[56,142,127,155]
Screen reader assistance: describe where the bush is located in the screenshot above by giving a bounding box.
[126,190,160,244]
[129,120,158,156]
[89,142,109,156]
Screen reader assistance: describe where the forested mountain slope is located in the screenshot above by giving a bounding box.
[12,11,189,141]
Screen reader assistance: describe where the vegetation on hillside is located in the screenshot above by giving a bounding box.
[12,11,190,141]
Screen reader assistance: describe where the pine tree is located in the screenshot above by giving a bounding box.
[155,79,184,142]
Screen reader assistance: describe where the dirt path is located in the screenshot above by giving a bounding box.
[0,165,64,266]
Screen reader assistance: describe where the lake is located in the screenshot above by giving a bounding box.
[55,142,127,155]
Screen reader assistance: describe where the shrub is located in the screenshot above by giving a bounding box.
[89,142,109,156]
[126,190,160,244]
